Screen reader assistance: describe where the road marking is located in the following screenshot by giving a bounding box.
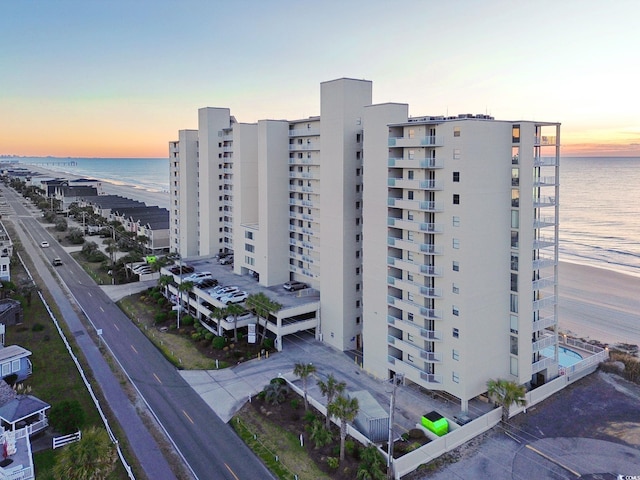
[224,463,240,480]
[153,373,162,384]
[113,323,119,331]
[88,292,92,297]
[525,444,581,477]
[99,306,104,312]
[182,410,194,425]
[130,345,138,354]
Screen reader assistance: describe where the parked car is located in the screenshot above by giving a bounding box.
[219,256,234,265]
[184,271,213,282]
[40,241,49,248]
[169,265,195,275]
[52,257,63,266]
[283,281,308,292]
[225,311,254,323]
[212,286,239,299]
[219,290,248,305]
[215,251,233,260]
[135,267,153,276]
[132,264,151,273]
[195,278,218,288]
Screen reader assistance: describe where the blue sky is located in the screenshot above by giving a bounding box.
[1,0,639,157]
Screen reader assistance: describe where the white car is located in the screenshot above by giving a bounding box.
[184,271,213,282]
[132,264,151,273]
[219,291,248,305]
[225,311,254,323]
[135,268,153,275]
[211,285,238,298]
[40,241,50,248]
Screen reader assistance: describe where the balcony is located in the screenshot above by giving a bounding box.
[532,334,556,352]
[387,356,443,384]
[533,295,556,310]
[532,355,556,374]
[288,157,316,165]
[388,336,442,363]
[387,296,442,320]
[388,178,443,191]
[387,237,443,255]
[534,216,557,228]
[533,176,557,187]
[289,127,320,137]
[289,143,320,151]
[387,198,444,212]
[388,276,442,298]
[289,172,315,179]
[532,275,556,290]
[533,255,556,270]
[533,314,557,332]
[533,196,556,208]
[388,136,444,148]
[388,157,444,169]
[533,236,556,249]
[534,136,557,146]
[534,156,558,167]
[386,217,443,234]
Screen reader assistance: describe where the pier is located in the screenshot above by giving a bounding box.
[27,160,77,167]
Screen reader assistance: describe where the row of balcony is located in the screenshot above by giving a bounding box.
[288,157,317,165]
[388,238,443,255]
[289,172,315,179]
[387,218,443,233]
[289,143,320,151]
[388,276,442,298]
[387,257,443,277]
[387,314,443,340]
[387,296,442,320]
[289,238,315,250]
[289,198,314,208]
[289,185,315,194]
[388,157,444,169]
[289,128,320,137]
[289,224,316,236]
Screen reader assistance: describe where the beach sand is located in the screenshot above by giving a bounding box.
[21,165,640,348]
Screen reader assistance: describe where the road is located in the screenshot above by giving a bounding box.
[1,186,274,480]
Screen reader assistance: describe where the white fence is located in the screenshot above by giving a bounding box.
[53,431,81,449]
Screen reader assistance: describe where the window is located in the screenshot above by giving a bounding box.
[408,169,414,179]
[408,191,414,200]
[452,305,459,316]
[356,316,361,324]
[510,357,519,376]
[1,363,9,376]
[245,256,255,266]
[356,133,361,143]
[453,148,461,160]
[407,354,415,363]
[453,194,460,205]
[511,231,519,249]
[452,261,459,272]
[452,283,459,294]
[245,243,255,253]
[510,294,518,313]
[407,231,414,241]
[452,238,460,249]
[453,126,461,137]
[453,172,460,182]
[452,349,459,360]
[407,273,413,281]
[511,168,519,187]
[511,254,519,271]
[407,312,414,322]
[245,231,254,240]
[510,336,518,355]
[510,315,519,334]
[512,146,519,164]
[407,212,414,221]
[356,300,361,308]
[512,125,520,143]
[511,210,519,228]
[407,333,414,342]
[452,372,460,383]
[511,189,520,207]
[408,128,415,139]
[511,273,518,292]
[452,328,459,338]
[452,216,460,227]
[407,292,414,302]
[407,251,414,261]
[356,267,360,275]
[408,150,415,160]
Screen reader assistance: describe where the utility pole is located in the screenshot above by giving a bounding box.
[387,373,403,480]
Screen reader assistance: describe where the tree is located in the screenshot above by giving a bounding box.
[157,274,173,292]
[294,362,317,411]
[177,280,195,328]
[225,303,245,342]
[317,374,346,428]
[48,400,86,435]
[327,394,359,461]
[53,426,117,480]
[486,378,527,423]
[210,306,227,336]
[262,380,289,406]
[357,444,386,480]
[246,292,281,347]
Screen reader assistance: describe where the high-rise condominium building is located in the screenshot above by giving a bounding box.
[169,78,561,411]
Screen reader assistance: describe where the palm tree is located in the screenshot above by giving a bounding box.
[225,303,245,342]
[317,374,346,428]
[356,444,386,480]
[157,274,173,293]
[52,426,117,480]
[262,380,289,405]
[177,280,195,329]
[486,378,527,423]
[293,362,317,411]
[246,292,282,347]
[211,306,227,336]
[327,394,359,461]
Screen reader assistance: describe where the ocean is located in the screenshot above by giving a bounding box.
[9,156,640,277]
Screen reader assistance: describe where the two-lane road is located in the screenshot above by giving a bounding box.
[3,187,273,480]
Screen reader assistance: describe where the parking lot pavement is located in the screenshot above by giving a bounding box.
[180,332,494,432]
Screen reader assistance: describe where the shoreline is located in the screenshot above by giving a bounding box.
[17,165,639,348]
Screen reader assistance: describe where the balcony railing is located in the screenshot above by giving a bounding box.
[387,198,444,212]
[533,237,556,249]
[387,356,443,384]
[388,136,444,147]
[534,156,558,167]
[533,295,556,310]
[532,355,556,374]
[388,178,444,190]
[534,216,557,228]
[533,196,556,207]
[533,255,556,270]
[289,128,320,137]
[288,143,319,151]
[533,314,557,332]
[533,176,557,186]
[388,157,444,169]
[532,275,556,290]
[532,334,556,352]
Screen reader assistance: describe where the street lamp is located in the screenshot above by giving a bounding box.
[387,373,403,480]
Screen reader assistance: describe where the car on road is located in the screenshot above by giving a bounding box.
[40,241,49,248]
[52,257,63,266]
[219,291,248,305]
[283,280,308,292]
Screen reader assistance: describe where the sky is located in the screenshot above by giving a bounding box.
[1,0,639,158]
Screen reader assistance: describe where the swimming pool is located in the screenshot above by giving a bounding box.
[542,345,583,367]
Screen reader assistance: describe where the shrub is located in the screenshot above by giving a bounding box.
[303,411,317,424]
[181,315,194,326]
[262,338,274,349]
[345,439,356,457]
[270,377,287,386]
[49,400,86,434]
[32,323,45,332]
[262,382,289,405]
[309,419,333,448]
[237,331,244,340]
[290,398,300,410]
[405,442,422,453]
[157,297,166,307]
[191,333,203,341]
[408,428,426,439]
[326,457,339,469]
[212,336,226,350]
[204,332,214,341]
[154,312,168,324]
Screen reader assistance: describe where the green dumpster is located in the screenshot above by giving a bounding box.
[421,411,448,436]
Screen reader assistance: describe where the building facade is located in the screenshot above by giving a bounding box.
[169,79,561,409]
